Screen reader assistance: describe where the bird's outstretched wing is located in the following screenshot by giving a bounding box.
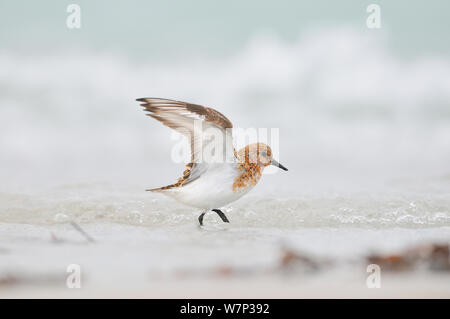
[137,97,236,190]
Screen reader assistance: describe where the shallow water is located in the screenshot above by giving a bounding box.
[0,162,449,297]
[1,181,449,228]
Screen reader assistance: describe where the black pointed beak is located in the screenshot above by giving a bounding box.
[271,159,288,171]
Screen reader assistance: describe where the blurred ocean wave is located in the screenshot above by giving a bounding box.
[0,27,449,192]
[2,28,450,122]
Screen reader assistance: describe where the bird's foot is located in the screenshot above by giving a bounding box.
[198,211,206,226]
[198,209,230,226]
[212,209,230,223]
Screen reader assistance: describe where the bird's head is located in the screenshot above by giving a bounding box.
[237,143,288,171]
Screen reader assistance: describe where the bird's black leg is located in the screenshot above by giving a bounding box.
[198,211,206,226]
[212,209,230,223]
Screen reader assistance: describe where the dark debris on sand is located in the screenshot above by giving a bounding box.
[155,242,450,280]
[367,243,450,272]
[0,272,66,288]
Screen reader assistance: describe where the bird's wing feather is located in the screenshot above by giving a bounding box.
[137,97,236,188]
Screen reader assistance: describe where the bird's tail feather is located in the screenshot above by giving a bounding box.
[146,184,175,192]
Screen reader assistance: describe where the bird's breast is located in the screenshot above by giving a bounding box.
[232,162,262,192]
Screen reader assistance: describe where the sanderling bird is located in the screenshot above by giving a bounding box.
[137,97,288,226]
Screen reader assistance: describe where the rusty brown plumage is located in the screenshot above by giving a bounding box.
[232,143,273,192]
[147,163,194,192]
[232,162,262,192]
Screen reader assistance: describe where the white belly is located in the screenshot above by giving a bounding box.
[161,163,256,209]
